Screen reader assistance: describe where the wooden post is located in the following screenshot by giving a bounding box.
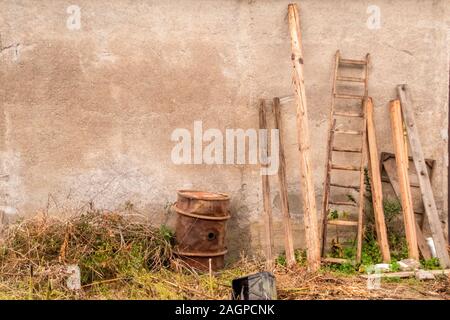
[389,99,419,260]
[366,98,391,262]
[287,3,321,272]
[397,85,450,267]
[273,97,296,267]
[259,100,274,271]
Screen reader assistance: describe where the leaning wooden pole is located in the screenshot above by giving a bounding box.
[389,99,419,260]
[287,3,321,272]
[397,85,450,268]
[273,97,296,267]
[259,99,274,271]
[366,98,391,262]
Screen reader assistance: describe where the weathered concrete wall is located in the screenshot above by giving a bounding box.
[0,0,449,260]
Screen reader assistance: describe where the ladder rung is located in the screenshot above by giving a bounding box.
[339,58,366,66]
[333,129,363,135]
[336,76,365,83]
[327,219,359,226]
[331,164,360,171]
[329,201,357,207]
[332,147,362,153]
[322,257,350,264]
[334,93,365,100]
[330,183,359,190]
[333,111,364,118]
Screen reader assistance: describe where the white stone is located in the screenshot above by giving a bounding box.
[415,270,435,280]
[66,265,81,290]
[374,263,390,272]
[398,259,420,271]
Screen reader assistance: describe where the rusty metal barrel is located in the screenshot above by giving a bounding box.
[173,190,231,271]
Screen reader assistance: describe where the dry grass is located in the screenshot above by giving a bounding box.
[0,212,448,300]
[275,266,449,300]
[0,209,173,298]
[1,257,447,300]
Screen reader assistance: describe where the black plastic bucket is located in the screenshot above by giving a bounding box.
[231,272,277,300]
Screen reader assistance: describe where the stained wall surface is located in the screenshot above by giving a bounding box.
[0,0,449,259]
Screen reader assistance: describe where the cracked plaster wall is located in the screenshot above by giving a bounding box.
[0,0,449,260]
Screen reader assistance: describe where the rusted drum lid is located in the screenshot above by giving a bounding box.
[177,190,230,201]
[174,190,230,220]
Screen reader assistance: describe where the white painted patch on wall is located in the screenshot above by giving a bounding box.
[0,206,17,215]
[97,51,117,63]
[440,128,448,141]
[0,151,25,215]
[181,183,193,190]
[221,67,235,80]
[0,42,35,63]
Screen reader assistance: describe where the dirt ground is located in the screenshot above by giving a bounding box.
[275,267,449,300]
[0,212,447,300]
[1,261,448,300]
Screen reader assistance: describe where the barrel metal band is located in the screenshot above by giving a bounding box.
[175,249,228,257]
[172,205,231,221]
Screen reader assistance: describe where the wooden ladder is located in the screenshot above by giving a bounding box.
[321,50,370,264]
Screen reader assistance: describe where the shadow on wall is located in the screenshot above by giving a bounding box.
[225,205,253,264]
[224,189,307,264]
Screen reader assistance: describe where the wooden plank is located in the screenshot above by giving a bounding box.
[322,257,349,264]
[361,269,450,279]
[329,182,359,190]
[414,221,433,260]
[333,129,363,135]
[382,158,432,260]
[397,85,450,267]
[334,93,365,100]
[381,152,435,222]
[380,152,435,173]
[259,100,274,270]
[366,97,391,262]
[382,175,422,189]
[321,120,335,256]
[384,158,426,187]
[331,164,360,171]
[328,201,357,207]
[332,146,362,153]
[327,220,358,227]
[381,152,436,225]
[287,3,321,272]
[356,97,369,263]
[336,76,365,83]
[333,111,364,118]
[273,97,295,267]
[381,153,435,218]
[389,99,419,260]
[339,58,366,66]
